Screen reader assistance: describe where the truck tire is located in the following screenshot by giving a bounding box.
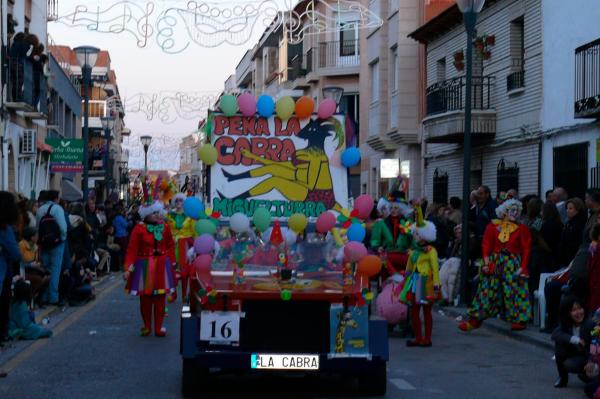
[182,359,207,397]
[357,361,387,396]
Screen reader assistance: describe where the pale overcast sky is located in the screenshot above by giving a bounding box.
[48,0,291,169]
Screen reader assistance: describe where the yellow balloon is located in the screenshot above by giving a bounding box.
[197,143,218,165]
[288,213,308,233]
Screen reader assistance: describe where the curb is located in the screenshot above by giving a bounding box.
[438,306,554,351]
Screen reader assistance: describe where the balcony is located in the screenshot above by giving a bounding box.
[575,38,600,119]
[422,76,496,144]
[6,58,48,117]
[317,40,360,75]
[82,100,108,129]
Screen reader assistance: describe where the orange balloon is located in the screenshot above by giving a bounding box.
[295,96,314,119]
[357,255,382,277]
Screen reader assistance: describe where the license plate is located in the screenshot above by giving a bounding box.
[251,354,319,370]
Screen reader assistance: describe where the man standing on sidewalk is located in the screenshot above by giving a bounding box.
[36,190,68,306]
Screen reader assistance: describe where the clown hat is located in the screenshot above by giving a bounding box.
[410,204,436,243]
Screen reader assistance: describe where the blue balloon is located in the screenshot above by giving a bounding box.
[341,147,361,167]
[257,95,275,118]
[347,223,366,242]
[183,197,205,219]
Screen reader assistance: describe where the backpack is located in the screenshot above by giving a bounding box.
[39,204,62,249]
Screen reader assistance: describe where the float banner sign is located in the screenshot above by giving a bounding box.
[209,112,349,217]
[46,138,84,173]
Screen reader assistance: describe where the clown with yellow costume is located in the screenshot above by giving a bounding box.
[167,193,196,300]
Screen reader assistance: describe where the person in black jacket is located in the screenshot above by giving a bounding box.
[558,198,588,268]
[552,295,592,388]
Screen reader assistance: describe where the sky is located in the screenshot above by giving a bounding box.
[47,0,295,170]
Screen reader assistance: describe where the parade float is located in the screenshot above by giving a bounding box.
[180,94,388,397]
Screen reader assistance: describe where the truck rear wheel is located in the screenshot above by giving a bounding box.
[182,359,207,397]
[357,361,387,396]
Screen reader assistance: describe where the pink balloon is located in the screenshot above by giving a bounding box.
[317,99,337,119]
[193,254,213,275]
[355,194,374,220]
[343,242,368,263]
[238,93,256,117]
[316,211,336,233]
[194,234,215,255]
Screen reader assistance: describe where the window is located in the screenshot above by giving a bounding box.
[436,57,446,82]
[391,49,399,91]
[507,16,525,91]
[370,61,380,103]
[497,159,519,192]
[339,22,358,56]
[432,169,448,205]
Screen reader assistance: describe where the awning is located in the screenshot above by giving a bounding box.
[61,179,83,202]
[37,140,54,153]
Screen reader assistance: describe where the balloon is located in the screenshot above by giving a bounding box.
[275,96,295,121]
[183,197,205,219]
[237,93,256,117]
[230,212,250,233]
[358,255,382,277]
[194,234,215,255]
[341,147,361,168]
[355,194,374,220]
[220,94,238,117]
[317,98,336,119]
[288,213,308,234]
[343,242,368,263]
[347,223,366,242]
[195,219,217,236]
[193,254,213,275]
[316,211,336,233]
[197,143,218,166]
[257,95,275,118]
[252,207,272,232]
[295,96,314,119]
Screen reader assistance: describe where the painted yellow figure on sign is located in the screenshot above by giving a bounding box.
[221,119,344,210]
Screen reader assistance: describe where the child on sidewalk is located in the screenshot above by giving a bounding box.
[8,279,52,340]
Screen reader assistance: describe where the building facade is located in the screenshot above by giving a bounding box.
[410,0,600,203]
[360,0,423,200]
[176,133,204,199]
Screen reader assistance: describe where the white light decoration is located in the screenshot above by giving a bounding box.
[54,0,384,54]
[122,91,219,124]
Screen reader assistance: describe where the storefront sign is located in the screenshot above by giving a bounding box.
[46,138,84,173]
[208,112,349,217]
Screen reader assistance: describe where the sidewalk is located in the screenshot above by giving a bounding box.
[439,305,554,350]
[0,273,121,373]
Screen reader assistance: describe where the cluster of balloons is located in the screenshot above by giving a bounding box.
[221,93,338,121]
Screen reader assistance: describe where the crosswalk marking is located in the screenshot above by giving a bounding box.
[390,378,416,391]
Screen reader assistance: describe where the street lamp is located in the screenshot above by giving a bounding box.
[456,0,485,305]
[100,116,115,200]
[74,45,100,202]
[322,86,344,106]
[140,135,152,172]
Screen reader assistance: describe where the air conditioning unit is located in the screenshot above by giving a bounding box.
[20,129,37,155]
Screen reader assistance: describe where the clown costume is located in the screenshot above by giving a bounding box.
[124,201,177,337]
[459,199,532,332]
[404,205,439,347]
[167,193,196,300]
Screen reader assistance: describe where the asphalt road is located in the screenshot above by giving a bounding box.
[0,276,588,399]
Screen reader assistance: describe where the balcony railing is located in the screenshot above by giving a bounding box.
[575,38,600,118]
[425,76,493,116]
[6,57,48,114]
[318,40,360,69]
[507,70,525,92]
[288,49,314,82]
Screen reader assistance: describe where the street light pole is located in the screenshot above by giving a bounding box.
[101,116,115,201]
[457,0,485,305]
[74,46,100,203]
[140,135,152,173]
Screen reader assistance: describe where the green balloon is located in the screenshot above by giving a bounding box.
[220,94,238,117]
[276,96,295,121]
[197,143,217,165]
[252,207,272,232]
[195,219,216,236]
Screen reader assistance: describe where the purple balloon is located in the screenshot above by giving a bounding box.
[194,234,215,255]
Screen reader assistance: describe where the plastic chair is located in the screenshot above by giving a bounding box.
[533,273,555,329]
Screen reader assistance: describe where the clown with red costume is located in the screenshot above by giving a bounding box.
[124,200,177,337]
[459,199,532,332]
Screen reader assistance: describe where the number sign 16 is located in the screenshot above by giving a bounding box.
[200,311,241,342]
